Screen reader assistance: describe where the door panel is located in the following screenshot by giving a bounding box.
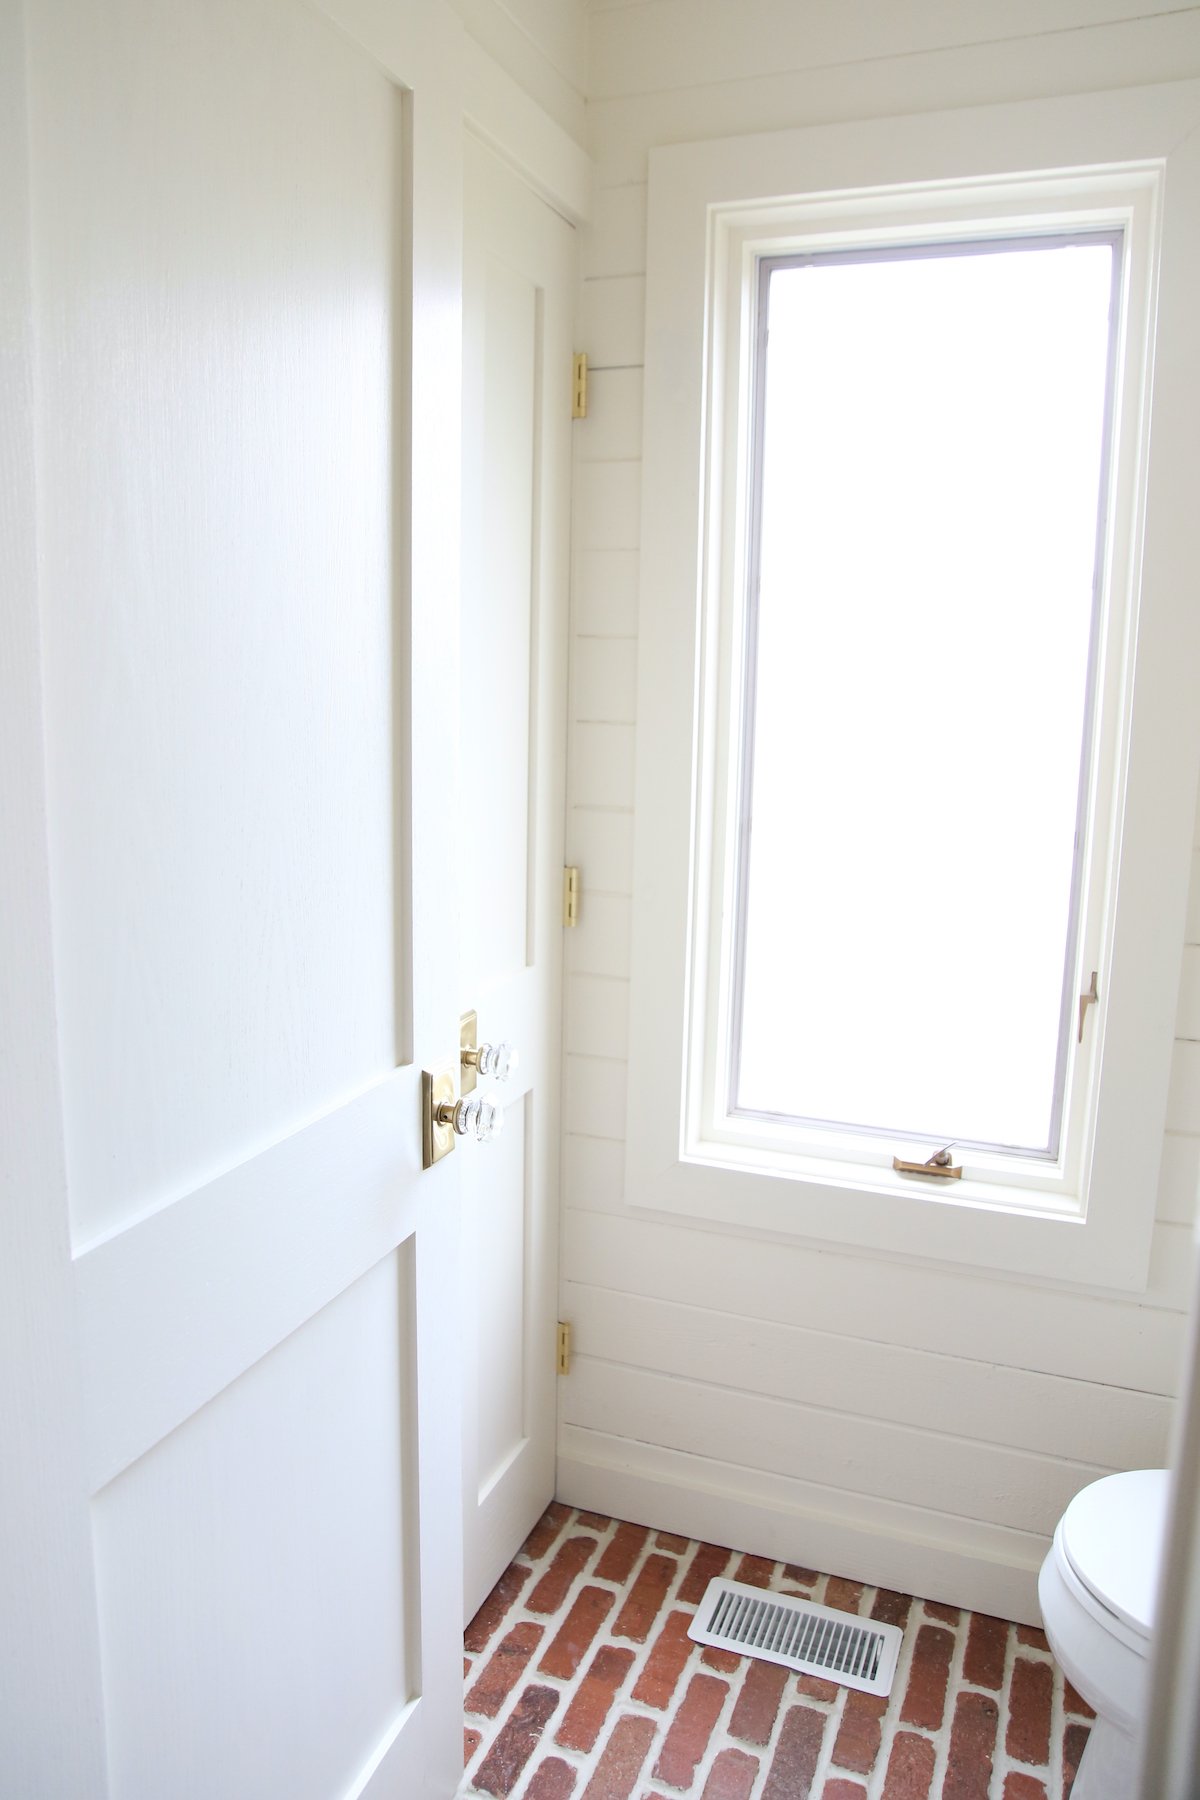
[462,253,537,982]
[75,1078,415,1493]
[460,137,574,1619]
[22,0,463,1793]
[35,0,403,1250]
[92,1253,414,1800]
[475,1096,531,1492]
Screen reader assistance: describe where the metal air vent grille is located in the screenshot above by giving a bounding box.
[687,1577,903,1697]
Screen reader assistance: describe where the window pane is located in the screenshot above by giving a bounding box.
[733,237,1116,1153]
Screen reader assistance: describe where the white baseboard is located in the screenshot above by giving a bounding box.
[557,1426,1046,1626]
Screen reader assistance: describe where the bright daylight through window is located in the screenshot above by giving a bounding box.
[732,234,1118,1159]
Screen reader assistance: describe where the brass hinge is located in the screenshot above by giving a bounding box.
[556,1320,572,1376]
[563,866,580,927]
[571,352,588,420]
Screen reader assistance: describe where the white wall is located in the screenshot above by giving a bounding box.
[559,0,1200,1622]
[444,0,588,142]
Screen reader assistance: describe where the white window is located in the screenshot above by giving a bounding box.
[734,232,1118,1166]
[626,85,1200,1289]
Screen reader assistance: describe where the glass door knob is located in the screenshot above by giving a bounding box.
[460,1012,518,1092]
[474,1041,518,1081]
[435,1093,504,1143]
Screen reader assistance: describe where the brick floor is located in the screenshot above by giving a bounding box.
[461,1506,1090,1798]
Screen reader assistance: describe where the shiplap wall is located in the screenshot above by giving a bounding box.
[558,0,1200,1623]
[444,0,588,141]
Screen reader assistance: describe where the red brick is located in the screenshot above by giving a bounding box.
[783,1563,819,1585]
[943,1689,999,1800]
[728,1658,790,1746]
[1063,1680,1095,1720]
[539,1585,615,1679]
[924,1599,961,1624]
[701,1747,760,1800]
[824,1784,869,1800]
[832,1690,888,1774]
[1004,1776,1048,1800]
[652,1671,729,1789]
[761,1704,827,1799]
[900,1624,955,1730]
[528,1535,599,1614]
[523,1502,572,1561]
[1017,1624,1050,1652]
[466,1620,544,1719]
[657,1530,691,1552]
[679,1541,733,1604]
[1006,1656,1053,1765]
[632,1609,695,1708]
[825,1576,865,1613]
[555,1644,636,1753]
[733,1552,775,1587]
[474,1684,559,1797]
[702,1644,744,1673]
[464,1727,481,1767]
[881,1730,937,1799]
[797,1673,840,1702]
[1063,1722,1091,1797]
[612,1553,677,1641]
[595,1521,650,1583]
[576,1510,611,1530]
[871,1587,912,1629]
[525,1758,577,1800]
[464,1656,471,1679]
[581,1714,657,1800]
[465,1563,531,1653]
[963,1613,1009,1689]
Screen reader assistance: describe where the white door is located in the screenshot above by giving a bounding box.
[10,0,465,1793]
[459,137,574,1620]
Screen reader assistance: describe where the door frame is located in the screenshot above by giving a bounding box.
[1139,1228,1200,1796]
[1,4,109,1784]
[0,0,588,1788]
[459,129,577,1620]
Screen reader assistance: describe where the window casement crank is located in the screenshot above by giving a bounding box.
[892,1144,963,1180]
[1078,970,1099,1043]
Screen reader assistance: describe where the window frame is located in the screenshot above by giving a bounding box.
[726,227,1123,1169]
[625,84,1200,1291]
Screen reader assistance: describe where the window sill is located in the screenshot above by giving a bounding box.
[624,1127,1155,1292]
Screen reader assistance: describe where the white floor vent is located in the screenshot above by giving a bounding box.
[688,1578,903,1698]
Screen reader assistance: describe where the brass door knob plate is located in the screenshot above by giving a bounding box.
[422,1044,506,1170]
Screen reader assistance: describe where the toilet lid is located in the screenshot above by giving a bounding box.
[1059,1469,1170,1639]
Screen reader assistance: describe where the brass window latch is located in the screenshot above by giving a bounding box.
[1078,970,1099,1042]
[893,1145,963,1180]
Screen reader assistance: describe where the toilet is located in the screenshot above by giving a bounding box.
[1038,1468,1170,1800]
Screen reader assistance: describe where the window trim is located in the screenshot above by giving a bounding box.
[705,191,1141,1203]
[626,84,1200,1291]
